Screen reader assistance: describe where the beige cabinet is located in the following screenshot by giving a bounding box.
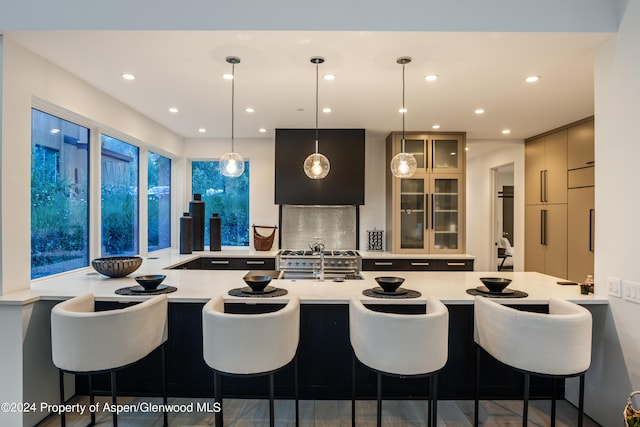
[524,116,594,279]
[525,130,567,205]
[386,132,466,254]
[567,186,594,283]
[525,204,568,278]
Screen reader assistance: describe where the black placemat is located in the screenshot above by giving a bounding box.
[115,285,177,296]
[362,288,422,299]
[228,287,289,298]
[466,287,528,298]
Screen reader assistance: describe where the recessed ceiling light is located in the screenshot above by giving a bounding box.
[121,73,135,81]
[525,75,541,83]
[502,129,511,135]
[432,124,441,129]
[322,107,331,113]
[198,128,207,133]
[323,74,336,81]
[222,73,234,80]
[474,108,485,115]
[168,107,179,113]
[50,128,61,134]
[425,74,439,82]
[245,107,255,113]
[399,108,407,113]
[259,128,267,133]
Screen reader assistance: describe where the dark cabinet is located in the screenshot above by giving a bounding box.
[361,258,473,271]
[275,128,365,205]
[171,257,276,270]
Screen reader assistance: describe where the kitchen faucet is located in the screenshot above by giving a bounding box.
[309,239,325,281]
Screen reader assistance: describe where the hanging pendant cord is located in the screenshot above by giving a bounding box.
[401,62,406,154]
[315,61,319,154]
[231,62,236,152]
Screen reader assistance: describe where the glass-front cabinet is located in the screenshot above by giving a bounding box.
[386,132,466,254]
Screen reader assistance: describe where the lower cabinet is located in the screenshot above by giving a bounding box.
[525,204,567,279]
[172,257,276,270]
[362,258,473,271]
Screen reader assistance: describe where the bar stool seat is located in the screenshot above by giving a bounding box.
[202,296,300,427]
[51,293,169,427]
[473,296,592,427]
[349,297,449,427]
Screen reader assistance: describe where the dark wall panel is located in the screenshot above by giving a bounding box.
[275,129,365,205]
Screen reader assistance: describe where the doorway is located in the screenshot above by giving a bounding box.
[493,163,514,271]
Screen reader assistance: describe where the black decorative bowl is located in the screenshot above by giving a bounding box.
[243,275,273,292]
[91,256,143,278]
[134,274,167,290]
[479,277,512,293]
[375,276,405,293]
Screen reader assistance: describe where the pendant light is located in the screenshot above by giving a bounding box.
[303,56,330,180]
[390,56,417,178]
[220,56,245,178]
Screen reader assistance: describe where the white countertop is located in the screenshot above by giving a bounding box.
[0,249,605,306]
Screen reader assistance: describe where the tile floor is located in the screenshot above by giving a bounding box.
[35,395,602,426]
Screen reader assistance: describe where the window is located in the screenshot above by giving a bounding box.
[192,161,250,246]
[101,135,139,256]
[31,109,90,279]
[148,152,171,251]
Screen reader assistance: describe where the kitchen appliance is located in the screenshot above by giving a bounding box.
[277,249,362,280]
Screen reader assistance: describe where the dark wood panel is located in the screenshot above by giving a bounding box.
[275,128,365,205]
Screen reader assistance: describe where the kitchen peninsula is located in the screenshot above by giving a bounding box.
[0,249,607,426]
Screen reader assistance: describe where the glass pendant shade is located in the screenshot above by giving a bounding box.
[390,150,417,178]
[304,151,330,179]
[220,151,245,177]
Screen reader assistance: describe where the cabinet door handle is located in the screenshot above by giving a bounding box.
[447,262,466,266]
[431,193,435,230]
[540,209,547,245]
[425,193,429,229]
[209,260,230,265]
[374,261,394,266]
[540,170,544,202]
[246,260,265,265]
[589,208,595,252]
[411,262,431,266]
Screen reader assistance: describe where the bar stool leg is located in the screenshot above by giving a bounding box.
[352,353,356,427]
[427,375,432,427]
[269,373,275,427]
[295,355,299,427]
[376,373,382,427]
[551,377,557,427]
[111,370,118,427]
[59,370,66,427]
[162,344,168,427]
[522,373,530,427]
[214,372,223,427]
[88,373,95,426]
[578,374,585,427]
[474,345,480,427]
[432,373,438,427]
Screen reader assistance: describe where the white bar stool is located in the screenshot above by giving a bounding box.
[473,296,592,427]
[51,293,169,427]
[202,296,300,427]
[349,297,449,427]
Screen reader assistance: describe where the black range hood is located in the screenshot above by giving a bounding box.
[275,128,365,205]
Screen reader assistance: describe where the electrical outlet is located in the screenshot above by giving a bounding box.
[622,281,640,304]
[607,276,622,298]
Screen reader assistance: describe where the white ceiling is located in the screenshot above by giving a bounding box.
[6,30,613,142]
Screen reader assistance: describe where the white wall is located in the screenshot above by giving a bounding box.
[588,1,640,424]
[0,39,185,295]
[466,140,524,271]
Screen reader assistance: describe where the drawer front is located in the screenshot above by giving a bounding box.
[437,259,474,271]
[202,257,276,270]
[361,259,400,271]
[361,259,438,271]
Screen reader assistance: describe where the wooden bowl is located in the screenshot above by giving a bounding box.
[91,256,142,278]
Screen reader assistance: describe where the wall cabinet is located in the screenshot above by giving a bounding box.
[385,132,466,254]
[524,117,594,279]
